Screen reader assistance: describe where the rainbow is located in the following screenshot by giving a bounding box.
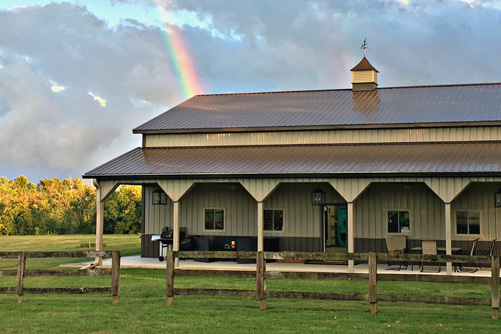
[150,1,204,100]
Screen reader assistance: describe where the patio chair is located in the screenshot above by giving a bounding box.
[421,240,440,273]
[472,238,497,270]
[477,238,497,256]
[385,235,407,270]
[458,238,480,272]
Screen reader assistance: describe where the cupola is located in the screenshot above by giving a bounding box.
[351,39,379,92]
[351,56,379,92]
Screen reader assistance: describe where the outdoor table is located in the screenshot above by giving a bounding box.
[409,247,462,271]
[410,247,461,252]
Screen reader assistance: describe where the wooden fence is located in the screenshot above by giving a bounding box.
[166,251,500,320]
[0,251,120,304]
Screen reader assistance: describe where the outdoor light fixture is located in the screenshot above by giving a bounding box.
[311,187,325,206]
[153,189,168,205]
[495,189,501,208]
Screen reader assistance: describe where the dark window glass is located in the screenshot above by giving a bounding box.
[388,211,410,233]
[388,211,399,233]
[264,210,273,231]
[264,209,283,231]
[205,209,224,230]
[456,210,480,235]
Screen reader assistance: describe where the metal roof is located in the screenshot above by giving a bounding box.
[133,83,501,134]
[83,142,501,179]
[351,57,379,72]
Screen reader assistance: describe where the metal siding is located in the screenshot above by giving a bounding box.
[180,183,257,236]
[451,182,501,241]
[144,126,501,147]
[144,185,172,234]
[355,183,445,240]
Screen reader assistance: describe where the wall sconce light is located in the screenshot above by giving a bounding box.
[495,189,501,208]
[311,187,325,206]
[153,188,168,205]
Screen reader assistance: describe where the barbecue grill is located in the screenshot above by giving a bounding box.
[156,226,173,261]
[153,227,190,261]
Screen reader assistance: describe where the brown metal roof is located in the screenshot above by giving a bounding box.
[133,83,501,134]
[351,57,379,72]
[83,142,501,179]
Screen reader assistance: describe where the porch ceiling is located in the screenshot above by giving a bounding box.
[83,142,501,179]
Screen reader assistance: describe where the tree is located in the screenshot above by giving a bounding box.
[104,185,142,234]
[0,176,140,235]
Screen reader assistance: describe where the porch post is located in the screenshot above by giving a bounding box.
[173,201,180,267]
[445,202,452,275]
[257,201,264,252]
[347,202,355,273]
[95,182,104,266]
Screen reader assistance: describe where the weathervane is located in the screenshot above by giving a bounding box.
[360,38,368,57]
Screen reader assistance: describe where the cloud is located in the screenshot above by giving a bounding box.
[1,1,500,182]
[51,85,65,93]
[88,91,106,107]
[0,3,180,181]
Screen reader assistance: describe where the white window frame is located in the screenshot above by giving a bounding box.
[454,209,481,237]
[203,207,226,232]
[386,209,412,235]
[263,208,285,234]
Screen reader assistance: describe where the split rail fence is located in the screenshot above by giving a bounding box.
[166,251,500,320]
[0,251,120,304]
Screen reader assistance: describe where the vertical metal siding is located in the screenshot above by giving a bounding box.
[144,126,501,148]
[355,183,445,240]
[144,185,173,234]
[179,183,257,236]
[452,182,501,241]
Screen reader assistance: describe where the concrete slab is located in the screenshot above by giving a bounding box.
[61,255,496,277]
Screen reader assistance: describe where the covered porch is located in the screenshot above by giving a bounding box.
[91,176,501,275]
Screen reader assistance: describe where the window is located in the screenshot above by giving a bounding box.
[204,209,224,230]
[456,210,480,235]
[387,210,410,234]
[264,209,283,231]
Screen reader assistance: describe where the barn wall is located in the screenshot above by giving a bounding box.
[144,126,501,148]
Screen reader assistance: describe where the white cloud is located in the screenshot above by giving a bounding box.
[51,85,65,93]
[88,91,106,107]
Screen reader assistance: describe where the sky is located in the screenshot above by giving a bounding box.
[1,0,501,183]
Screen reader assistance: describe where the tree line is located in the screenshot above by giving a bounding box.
[0,176,141,236]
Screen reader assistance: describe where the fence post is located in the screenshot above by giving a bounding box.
[492,256,500,320]
[166,250,174,306]
[368,252,378,314]
[256,251,266,310]
[16,252,26,304]
[111,251,121,305]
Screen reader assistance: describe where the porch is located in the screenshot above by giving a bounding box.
[69,254,499,278]
[92,177,501,275]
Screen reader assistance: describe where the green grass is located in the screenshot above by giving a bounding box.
[0,234,141,255]
[0,235,499,333]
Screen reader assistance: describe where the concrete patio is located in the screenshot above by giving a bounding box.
[62,255,498,277]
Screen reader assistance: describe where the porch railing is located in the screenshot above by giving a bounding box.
[166,251,500,320]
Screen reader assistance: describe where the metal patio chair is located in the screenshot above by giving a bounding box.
[385,235,407,270]
[458,238,480,272]
[421,240,440,273]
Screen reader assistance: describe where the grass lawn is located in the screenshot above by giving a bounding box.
[0,235,499,333]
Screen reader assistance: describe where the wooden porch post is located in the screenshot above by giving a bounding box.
[95,182,104,266]
[257,201,264,252]
[445,202,452,275]
[347,202,355,273]
[173,201,180,267]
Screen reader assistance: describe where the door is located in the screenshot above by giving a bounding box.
[324,205,348,250]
